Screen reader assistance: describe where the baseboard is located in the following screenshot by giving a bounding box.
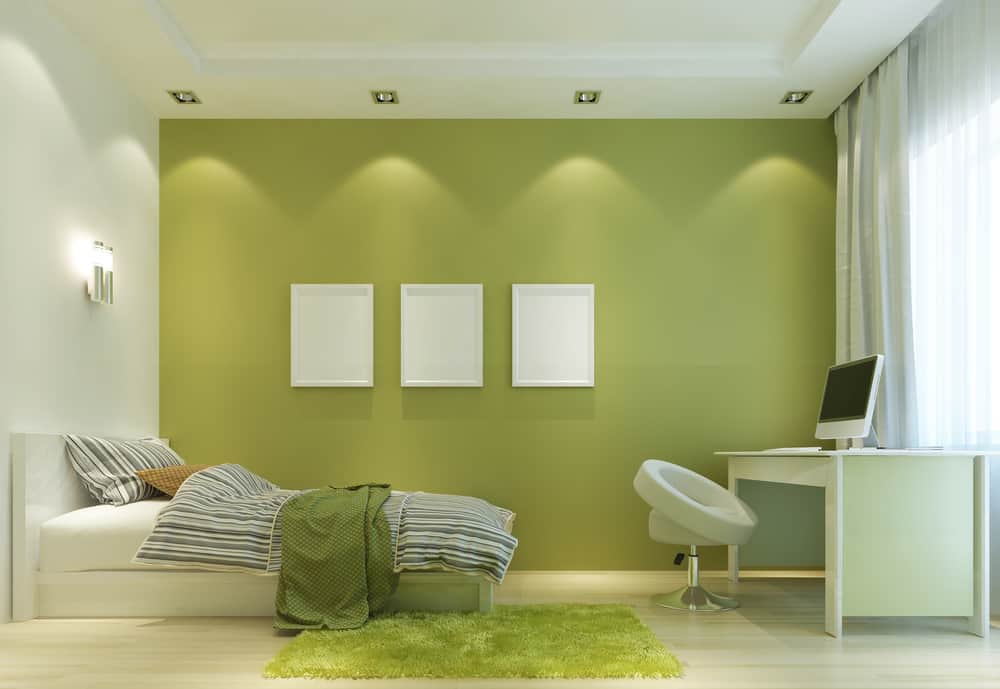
[496,570,823,597]
[503,569,824,578]
[26,569,821,619]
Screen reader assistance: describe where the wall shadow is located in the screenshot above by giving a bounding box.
[400,388,488,420]
[503,389,596,420]
[288,388,375,421]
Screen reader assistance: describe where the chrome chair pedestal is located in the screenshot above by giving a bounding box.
[652,585,739,612]
[652,546,739,612]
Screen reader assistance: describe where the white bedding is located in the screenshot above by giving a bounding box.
[39,499,169,572]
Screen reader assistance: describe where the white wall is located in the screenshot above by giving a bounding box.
[993,457,999,615]
[0,3,159,622]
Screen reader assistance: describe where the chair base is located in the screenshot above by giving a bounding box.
[652,585,740,612]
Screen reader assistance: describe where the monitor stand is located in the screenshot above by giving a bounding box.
[849,427,880,450]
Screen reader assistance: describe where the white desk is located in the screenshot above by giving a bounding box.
[718,449,990,638]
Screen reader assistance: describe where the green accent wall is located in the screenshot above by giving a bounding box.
[160,119,835,571]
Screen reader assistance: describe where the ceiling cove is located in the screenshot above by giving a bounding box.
[48,0,942,118]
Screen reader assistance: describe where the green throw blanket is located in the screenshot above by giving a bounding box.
[274,484,398,630]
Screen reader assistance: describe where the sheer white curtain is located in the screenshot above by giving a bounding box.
[835,47,918,448]
[908,1,1000,449]
[836,0,1000,450]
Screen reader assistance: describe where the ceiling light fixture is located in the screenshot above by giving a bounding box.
[780,90,813,104]
[167,90,201,105]
[371,90,399,105]
[574,90,601,104]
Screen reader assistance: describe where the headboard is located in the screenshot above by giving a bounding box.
[10,433,164,621]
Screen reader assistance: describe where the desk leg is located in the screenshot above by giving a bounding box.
[728,465,739,583]
[825,456,843,638]
[969,456,990,638]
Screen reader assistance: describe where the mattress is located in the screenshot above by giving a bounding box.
[39,499,169,572]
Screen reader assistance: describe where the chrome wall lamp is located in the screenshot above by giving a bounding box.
[88,241,114,305]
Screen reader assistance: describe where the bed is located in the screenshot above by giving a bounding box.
[11,433,495,620]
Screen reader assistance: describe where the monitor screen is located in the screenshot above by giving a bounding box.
[818,358,879,422]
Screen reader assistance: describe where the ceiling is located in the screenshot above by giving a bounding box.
[46,0,941,118]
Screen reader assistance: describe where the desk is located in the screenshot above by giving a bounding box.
[718,450,990,638]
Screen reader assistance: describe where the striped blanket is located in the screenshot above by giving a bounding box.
[134,464,517,584]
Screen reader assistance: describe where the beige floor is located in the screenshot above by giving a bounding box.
[1,572,998,689]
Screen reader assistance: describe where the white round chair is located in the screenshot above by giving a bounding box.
[634,459,758,612]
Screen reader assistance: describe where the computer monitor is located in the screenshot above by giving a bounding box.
[815,354,884,442]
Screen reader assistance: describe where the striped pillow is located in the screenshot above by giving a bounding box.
[393,492,518,584]
[64,435,185,505]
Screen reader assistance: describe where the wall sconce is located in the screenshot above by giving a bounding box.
[88,241,114,305]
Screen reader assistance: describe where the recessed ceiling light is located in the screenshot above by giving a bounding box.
[371,90,399,105]
[574,90,601,104]
[167,89,201,105]
[780,90,813,104]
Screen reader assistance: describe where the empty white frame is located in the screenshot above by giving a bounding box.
[401,284,483,387]
[291,284,374,387]
[513,284,594,387]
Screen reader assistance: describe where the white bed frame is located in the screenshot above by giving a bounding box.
[11,433,493,620]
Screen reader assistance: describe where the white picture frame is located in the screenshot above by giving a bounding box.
[290,284,374,387]
[512,284,594,387]
[401,284,483,387]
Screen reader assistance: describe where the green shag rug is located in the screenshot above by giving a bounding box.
[264,603,682,679]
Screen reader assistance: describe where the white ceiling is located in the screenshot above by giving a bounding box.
[46,0,941,118]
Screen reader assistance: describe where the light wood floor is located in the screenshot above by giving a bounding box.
[2,572,998,689]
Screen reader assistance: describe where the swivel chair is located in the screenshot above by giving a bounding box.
[634,459,758,611]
